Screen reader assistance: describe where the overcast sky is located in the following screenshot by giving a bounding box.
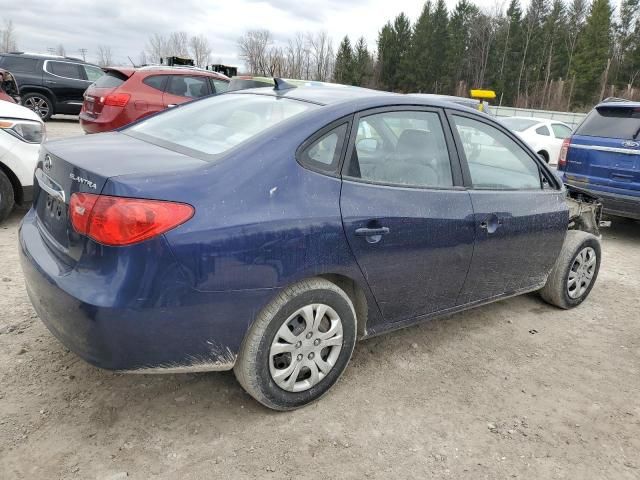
[1,0,504,67]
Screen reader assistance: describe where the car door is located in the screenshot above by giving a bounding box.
[448,112,568,305]
[44,60,90,105]
[163,75,211,107]
[340,107,475,326]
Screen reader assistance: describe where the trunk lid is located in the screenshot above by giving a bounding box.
[34,133,206,263]
[564,104,640,194]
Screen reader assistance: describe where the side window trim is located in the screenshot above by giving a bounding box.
[445,108,561,191]
[341,105,465,189]
[296,115,354,177]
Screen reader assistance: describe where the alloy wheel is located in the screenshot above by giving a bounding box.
[24,96,50,119]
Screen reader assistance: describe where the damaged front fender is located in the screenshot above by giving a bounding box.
[565,183,607,237]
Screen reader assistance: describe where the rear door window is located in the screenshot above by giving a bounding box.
[48,61,84,80]
[166,75,210,98]
[143,75,167,92]
[0,56,39,73]
[346,110,454,188]
[576,106,640,140]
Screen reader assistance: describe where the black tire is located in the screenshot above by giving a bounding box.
[234,278,357,411]
[0,170,15,223]
[21,92,54,121]
[539,230,601,309]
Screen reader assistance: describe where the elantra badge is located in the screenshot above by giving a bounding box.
[69,173,97,189]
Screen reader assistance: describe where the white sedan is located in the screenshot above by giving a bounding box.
[500,117,572,166]
[0,100,45,222]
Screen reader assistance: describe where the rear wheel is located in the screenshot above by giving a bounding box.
[0,170,15,223]
[539,230,601,309]
[234,278,357,410]
[22,93,53,121]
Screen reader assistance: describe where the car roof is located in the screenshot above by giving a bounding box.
[0,52,94,64]
[503,116,569,125]
[134,65,229,79]
[595,100,640,109]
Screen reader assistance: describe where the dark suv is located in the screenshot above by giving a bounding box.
[0,53,103,120]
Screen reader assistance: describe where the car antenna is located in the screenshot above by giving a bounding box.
[273,78,296,91]
[127,56,136,67]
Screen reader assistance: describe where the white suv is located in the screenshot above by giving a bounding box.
[0,100,45,222]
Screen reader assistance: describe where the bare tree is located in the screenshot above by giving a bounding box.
[146,33,168,64]
[138,50,148,66]
[238,30,272,75]
[167,31,189,57]
[96,45,113,67]
[0,19,18,53]
[189,34,212,67]
[56,44,66,56]
[285,33,307,78]
[307,31,333,81]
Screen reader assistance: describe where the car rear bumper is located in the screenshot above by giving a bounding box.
[563,178,640,220]
[19,208,279,372]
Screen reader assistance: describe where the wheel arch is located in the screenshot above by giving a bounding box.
[316,273,369,339]
[537,149,549,163]
[0,160,23,204]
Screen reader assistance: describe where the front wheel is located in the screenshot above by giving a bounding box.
[234,278,357,410]
[539,230,601,309]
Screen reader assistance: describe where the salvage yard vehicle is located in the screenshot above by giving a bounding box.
[559,99,640,220]
[500,117,572,165]
[0,99,45,222]
[80,66,229,133]
[0,52,104,121]
[0,68,20,103]
[20,83,603,410]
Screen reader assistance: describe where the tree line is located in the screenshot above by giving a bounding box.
[239,0,639,111]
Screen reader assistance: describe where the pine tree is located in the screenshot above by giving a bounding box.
[430,0,449,93]
[352,37,373,87]
[377,14,412,91]
[333,36,353,85]
[445,0,477,94]
[410,1,434,92]
[495,0,524,105]
[572,0,613,106]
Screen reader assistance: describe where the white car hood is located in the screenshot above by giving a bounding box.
[0,99,42,123]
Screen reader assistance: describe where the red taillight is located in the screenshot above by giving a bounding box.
[70,193,194,246]
[558,137,571,170]
[103,93,130,107]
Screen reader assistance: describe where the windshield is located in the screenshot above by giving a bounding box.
[126,93,317,159]
[501,118,538,132]
[576,106,640,140]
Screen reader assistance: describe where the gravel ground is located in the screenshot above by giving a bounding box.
[0,120,639,479]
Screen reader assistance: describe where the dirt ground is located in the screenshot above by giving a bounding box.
[1,120,639,479]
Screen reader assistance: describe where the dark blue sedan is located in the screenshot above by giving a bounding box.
[20,83,602,410]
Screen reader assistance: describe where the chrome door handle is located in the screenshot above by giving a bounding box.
[167,104,178,108]
[355,227,390,236]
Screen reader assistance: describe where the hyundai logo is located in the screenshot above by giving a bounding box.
[622,140,639,148]
[43,154,52,170]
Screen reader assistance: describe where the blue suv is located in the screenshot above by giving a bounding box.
[559,100,640,220]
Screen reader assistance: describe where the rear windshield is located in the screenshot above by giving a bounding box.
[125,93,317,159]
[501,118,538,132]
[93,71,127,88]
[576,106,640,140]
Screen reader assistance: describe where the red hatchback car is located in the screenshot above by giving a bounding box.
[79,66,229,133]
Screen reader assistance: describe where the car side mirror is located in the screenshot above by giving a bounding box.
[357,138,379,153]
